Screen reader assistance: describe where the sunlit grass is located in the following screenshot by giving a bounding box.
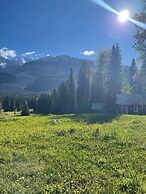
[0,113,146,193]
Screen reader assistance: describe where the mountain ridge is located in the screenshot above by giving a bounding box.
[0,55,94,95]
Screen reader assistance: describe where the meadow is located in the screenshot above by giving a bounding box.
[0,113,146,193]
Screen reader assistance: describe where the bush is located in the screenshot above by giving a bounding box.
[21,101,30,116]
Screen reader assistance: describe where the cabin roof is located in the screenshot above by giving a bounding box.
[116,94,146,106]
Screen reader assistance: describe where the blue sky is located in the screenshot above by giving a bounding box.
[0,0,140,65]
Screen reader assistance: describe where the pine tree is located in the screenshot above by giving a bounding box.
[121,66,132,94]
[134,1,146,57]
[91,49,110,103]
[35,94,51,114]
[106,44,122,113]
[21,100,30,116]
[57,81,69,113]
[0,101,2,113]
[129,58,137,93]
[3,96,11,112]
[68,68,76,113]
[77,62,91,113]
[141,51,146,94]
[51,89,59,114]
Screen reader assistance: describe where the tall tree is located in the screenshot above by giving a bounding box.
[141,51,146,93]
[121,66,132,94]
[35,94,51,114]
[51,89,59,114]
[91,49,111,103]
[129,58,137,93]
[77,62,91,113]
[68,68,76,113]
[134,1,146,57]
[134,1,146,94]
[57,81,69,113]
[106,44,122,112]
[0,101,2,113]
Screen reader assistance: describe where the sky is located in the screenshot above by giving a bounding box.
[0,0,141,65]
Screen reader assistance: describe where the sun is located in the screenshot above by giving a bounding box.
[119,10,130,23]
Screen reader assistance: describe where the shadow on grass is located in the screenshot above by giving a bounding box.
[54,113,119,124]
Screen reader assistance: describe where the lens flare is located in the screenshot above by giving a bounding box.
[119,10,130,23]
[90,0,146,30]
[129,18,146,29]
[91,0,118,15]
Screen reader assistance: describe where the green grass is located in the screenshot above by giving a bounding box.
[0,113,146,193]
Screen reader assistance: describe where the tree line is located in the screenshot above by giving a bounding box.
[0,42,145,115]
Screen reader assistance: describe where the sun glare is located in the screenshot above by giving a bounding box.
[119,10,130,23]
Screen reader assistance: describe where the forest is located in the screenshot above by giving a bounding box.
[0,45,145,116]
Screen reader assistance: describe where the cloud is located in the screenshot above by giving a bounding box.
[82,50,95,56]
[0,47,17,59]
[22,51,36,57]
[47,54,50,57]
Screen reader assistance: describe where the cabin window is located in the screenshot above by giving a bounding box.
[133,106,138,113]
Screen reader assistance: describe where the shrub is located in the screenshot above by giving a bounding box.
[21,101,30,116]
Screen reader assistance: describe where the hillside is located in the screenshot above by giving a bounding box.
[0,71,16,83]
[0,113,145,193]
[0,56,93,95]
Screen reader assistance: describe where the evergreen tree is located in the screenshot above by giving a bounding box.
[106,44,122,113]
[91,49,110,103]
[57,81,69,113]
[129,58,137,93]
[141,51,146,94]
[68,68,76,113]
[121,66,132,94]
[3,96,11,112]
[77,62,91,113]
[134,1,146,57]
[21,100,30,116]
[51,89,59,114]
[35,94,51,114]
[0,101,2,113]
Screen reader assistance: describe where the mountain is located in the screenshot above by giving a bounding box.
[0,55,94,95]
[0,72,16,83]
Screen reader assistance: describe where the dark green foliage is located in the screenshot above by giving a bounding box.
[51,89,59,114]
[34,68,76,115]
[91,49,111,103]
[57,81,69,113]
[2,96,16,112]
[106,44,122,113]
[91,66,103,103]
[77,62,91,113]
[133,1,146,93]
[21,100,30,116]
[68,128,76,134]
[140,52,146,94]
[68,68,77,113]
[0,101,2,112]
[35,94,51,114]
[129,58,137,93]
[134,12,146,55]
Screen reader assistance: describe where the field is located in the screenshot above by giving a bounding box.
[0,113,146,193]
